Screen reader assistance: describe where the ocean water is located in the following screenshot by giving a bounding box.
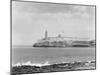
[12,46,95,66]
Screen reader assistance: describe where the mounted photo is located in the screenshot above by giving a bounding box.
[11,0,96,75]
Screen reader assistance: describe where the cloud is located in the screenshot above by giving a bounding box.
[12,1,94,15]
[12,1,95,45]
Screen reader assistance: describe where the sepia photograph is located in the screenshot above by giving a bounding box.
[11,0,96,75]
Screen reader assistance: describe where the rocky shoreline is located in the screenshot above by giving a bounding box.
[11,61,95,75]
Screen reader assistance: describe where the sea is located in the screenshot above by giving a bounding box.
[12,46,95,67]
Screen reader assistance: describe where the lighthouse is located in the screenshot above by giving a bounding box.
[45,30,48,39]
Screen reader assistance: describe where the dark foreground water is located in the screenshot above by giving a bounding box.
[12,46,95,66]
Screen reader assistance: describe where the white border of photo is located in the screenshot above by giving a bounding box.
[0,0,99,75]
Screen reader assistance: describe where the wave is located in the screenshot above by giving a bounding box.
[12,61,50,67]
[12,59,95,67]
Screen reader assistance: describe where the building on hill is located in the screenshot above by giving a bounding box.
[33,30,94,47]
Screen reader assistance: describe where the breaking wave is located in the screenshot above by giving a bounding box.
[12,61,50,67]
[12,59,95,67]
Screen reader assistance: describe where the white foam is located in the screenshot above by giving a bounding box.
[12,59,95,67]
[13,61,50,67]
[13,62,21,66]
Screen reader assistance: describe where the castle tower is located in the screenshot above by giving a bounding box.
[45,30,48,39]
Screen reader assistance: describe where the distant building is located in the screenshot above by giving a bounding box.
[33,30,94,47]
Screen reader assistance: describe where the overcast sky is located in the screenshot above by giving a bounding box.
[12,1,95,45]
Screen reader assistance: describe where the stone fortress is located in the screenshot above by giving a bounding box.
[33,30,95,47]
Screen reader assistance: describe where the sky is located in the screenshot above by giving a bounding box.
[12,1,95,45]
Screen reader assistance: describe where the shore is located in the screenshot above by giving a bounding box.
[11,60,95,75]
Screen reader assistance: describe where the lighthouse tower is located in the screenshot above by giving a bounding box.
[45,30,48,39]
